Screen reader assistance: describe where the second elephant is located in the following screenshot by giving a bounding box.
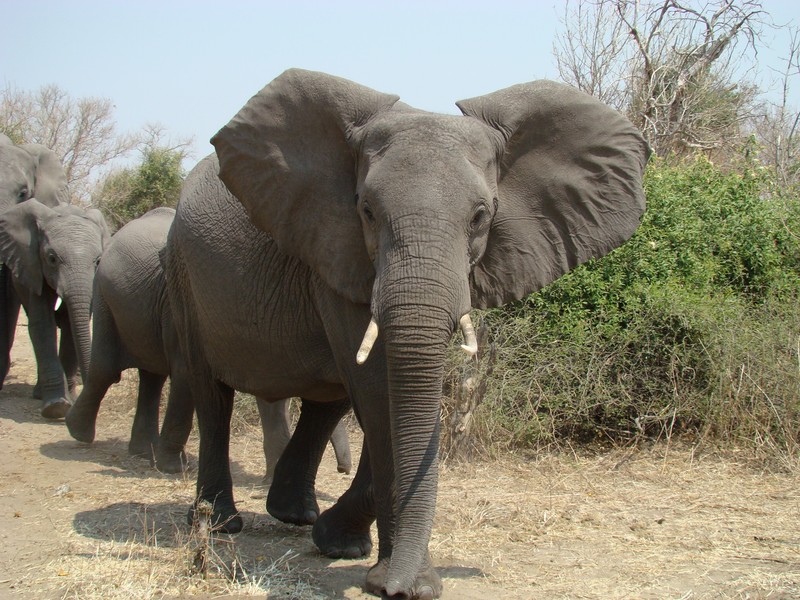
[65,207,351,478]
[0,199,110,417]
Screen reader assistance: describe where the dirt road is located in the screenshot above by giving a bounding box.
[1,318,799,599]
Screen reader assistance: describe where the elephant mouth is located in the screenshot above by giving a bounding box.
[355,312,478,364]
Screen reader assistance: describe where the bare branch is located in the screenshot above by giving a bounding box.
[0,84,139,202]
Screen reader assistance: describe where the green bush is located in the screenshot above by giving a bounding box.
[93,146,185,230]
[457,156,800,460]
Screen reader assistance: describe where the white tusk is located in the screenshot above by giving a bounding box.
[54,295,63,311]
[356,318,379,365]
[459,313,478,357]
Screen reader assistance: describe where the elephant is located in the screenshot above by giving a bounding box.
[65,207,352,478]
[164,69,649,599]
[0,134,70,390]
[0,199,110,418]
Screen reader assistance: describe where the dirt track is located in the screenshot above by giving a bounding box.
[1,317,799,599]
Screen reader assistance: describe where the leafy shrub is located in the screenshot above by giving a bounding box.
[93,146,185,230]
[453,156,800,460]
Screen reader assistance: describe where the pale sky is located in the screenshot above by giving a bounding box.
[3,1,799,170]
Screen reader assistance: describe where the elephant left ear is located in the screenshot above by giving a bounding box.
[20,143,70,206]
[457,81,650,309]
[0,199,54,295]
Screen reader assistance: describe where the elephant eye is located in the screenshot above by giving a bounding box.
[470,204,489,231]
[361,201,375,224]
[46,251,58,266]
[17,187,29,202]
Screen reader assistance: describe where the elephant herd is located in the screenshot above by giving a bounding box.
[0,69,649,600]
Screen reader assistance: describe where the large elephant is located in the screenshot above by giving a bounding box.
[65,207,352,479]
[0,134,70,389]
[165,70,649,599]
[0,199,109,418]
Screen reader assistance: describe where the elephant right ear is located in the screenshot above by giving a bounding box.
[0,199,54,295]
[211,68,400,304]
[20,144,70,206]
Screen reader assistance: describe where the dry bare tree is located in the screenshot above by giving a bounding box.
[0,84,139,202]
[555,0,766,159]
[752,28,800,189]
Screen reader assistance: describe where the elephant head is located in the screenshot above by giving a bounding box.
[0,199,110,383]
[212,69,649,596]
[0,134,69,211]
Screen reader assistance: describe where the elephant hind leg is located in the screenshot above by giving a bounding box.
[330,417,352,474]
[188,376,240,533]
[155,367,194,474]
[128,370,166,460]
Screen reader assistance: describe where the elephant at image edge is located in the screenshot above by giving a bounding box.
[0,134,70,394]
[65,207,352,479]
[166,69,649,599]
[0,199,110,418]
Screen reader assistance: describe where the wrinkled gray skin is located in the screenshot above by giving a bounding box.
[0,198,109,418]
[65,207,351,479]
[166,70,649,600]
[258,398,352,482]
[0,134,71,398]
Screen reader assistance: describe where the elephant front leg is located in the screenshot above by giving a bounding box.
[266,397,350,525]
[0,270,21,388]
[312,439,375,559]
[25,293,70,419]
[257,396,291,484]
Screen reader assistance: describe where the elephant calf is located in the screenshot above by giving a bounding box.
[0,199,110,418]
[65,207,351,478]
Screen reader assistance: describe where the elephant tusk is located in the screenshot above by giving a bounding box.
[356,318,379,365]
[54,295,62,311]
[459,313,478,357]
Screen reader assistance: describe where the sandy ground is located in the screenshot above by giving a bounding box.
[1,317,799,599]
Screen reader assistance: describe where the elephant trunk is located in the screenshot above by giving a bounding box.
[70,297,92,384]
[372,225,472,597]
[382,314,449,596]
[61,273,94,384]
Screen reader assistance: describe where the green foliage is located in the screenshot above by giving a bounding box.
[459,156,800,460]
[94,146,185,230]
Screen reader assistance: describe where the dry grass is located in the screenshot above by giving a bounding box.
[2,354,799,599]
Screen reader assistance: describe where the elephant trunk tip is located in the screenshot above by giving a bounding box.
[356,318,379,365]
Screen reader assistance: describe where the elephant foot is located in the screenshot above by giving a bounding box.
[0,360,9,389]
[187,501,242,534]
[42,398,72,420]
[155,450,190,474]
[366,557,442,600]
[337,461,352,474]
[128,439,156,460]
[64,406,96,443]
[311,503,373,559]
[267,481,319,526]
